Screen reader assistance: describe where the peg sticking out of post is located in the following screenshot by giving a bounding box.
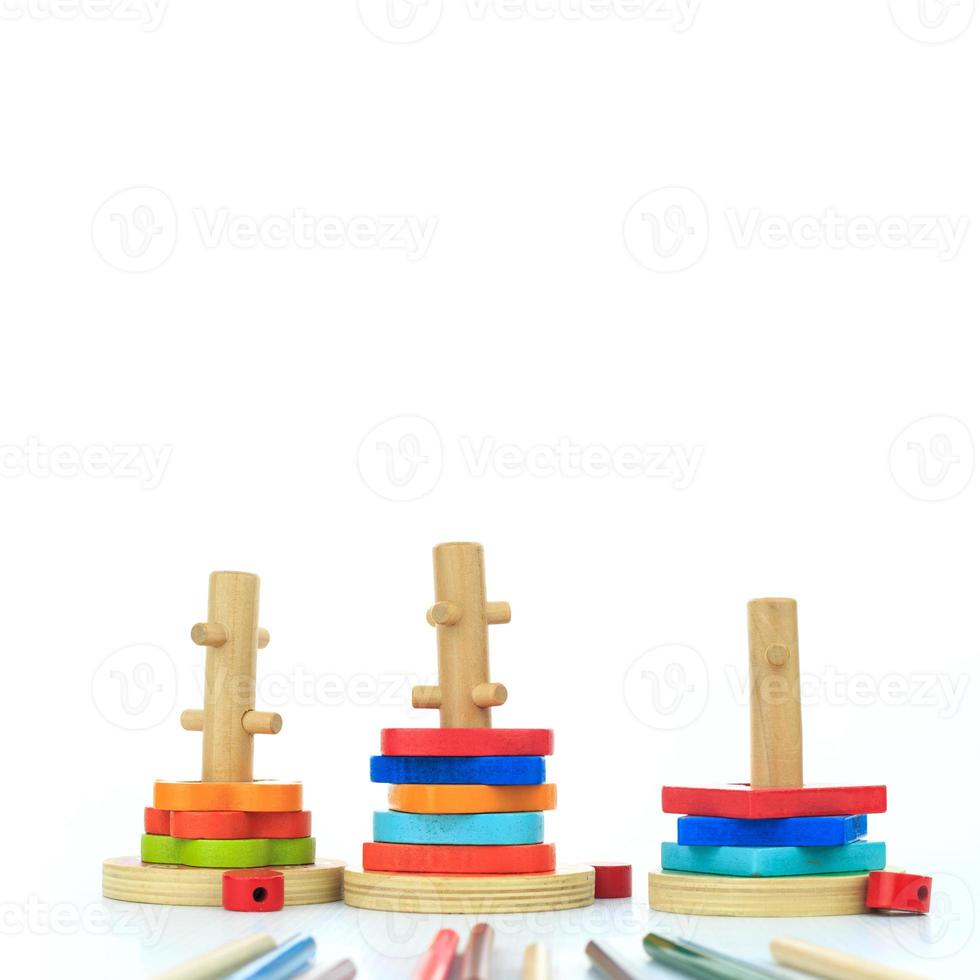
[748,598,803,788]
[180,571,280,782]
[412,542,511,728]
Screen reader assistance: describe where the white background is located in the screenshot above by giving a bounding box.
[1,1,978,977]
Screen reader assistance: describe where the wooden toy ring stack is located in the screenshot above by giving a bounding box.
[343,543,595,913]
[649,598,889,917]
[102,571,344,907]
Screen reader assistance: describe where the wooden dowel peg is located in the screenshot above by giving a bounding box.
[748,598,803,788]
[770,937,927,980]
[186,571,280,783]
[181,709,204,732]
[242,710,282,735]
[486,602,511,625]
[472,683,507,708]
[427,602,462,626]
[428,542,510,728]
[257,628,270,649]
[191,622,227,648]
[413,686,442,710]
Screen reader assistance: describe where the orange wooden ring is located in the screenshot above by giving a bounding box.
[144,807,312,839]
[363,842,557,874]
[388,783,557,814]
[153,781,302,812]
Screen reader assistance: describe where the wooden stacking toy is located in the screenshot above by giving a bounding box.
[102,571,344,906]
[649,598,889,916]
[343,542,595,913]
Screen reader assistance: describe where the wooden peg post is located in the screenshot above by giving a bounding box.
[748,598,803,788]
[181,571,279,782]
[412,543,510,728]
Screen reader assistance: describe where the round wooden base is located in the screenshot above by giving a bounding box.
[102,857,344,907]
[648,869,871,917]
[344,865,595,913]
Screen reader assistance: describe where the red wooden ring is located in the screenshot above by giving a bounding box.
[381,728,554,757]
[362,842,557,874]
[866,871,931,913]
[661,784,887,819]
[221,871,285,912]
[144,807,312,839]
[591,863,632,899]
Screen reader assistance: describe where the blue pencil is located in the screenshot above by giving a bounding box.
[225,934,317,980]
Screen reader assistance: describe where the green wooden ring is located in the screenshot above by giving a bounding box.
[140,834,316,868]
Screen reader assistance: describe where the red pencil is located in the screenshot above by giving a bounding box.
[412,929,459,980]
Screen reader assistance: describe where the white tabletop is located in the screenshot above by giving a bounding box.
[9,867,974,979]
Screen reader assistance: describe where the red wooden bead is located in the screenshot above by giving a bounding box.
[591,863,632,899]
[221,871,285,912]
[866,871,931,913]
